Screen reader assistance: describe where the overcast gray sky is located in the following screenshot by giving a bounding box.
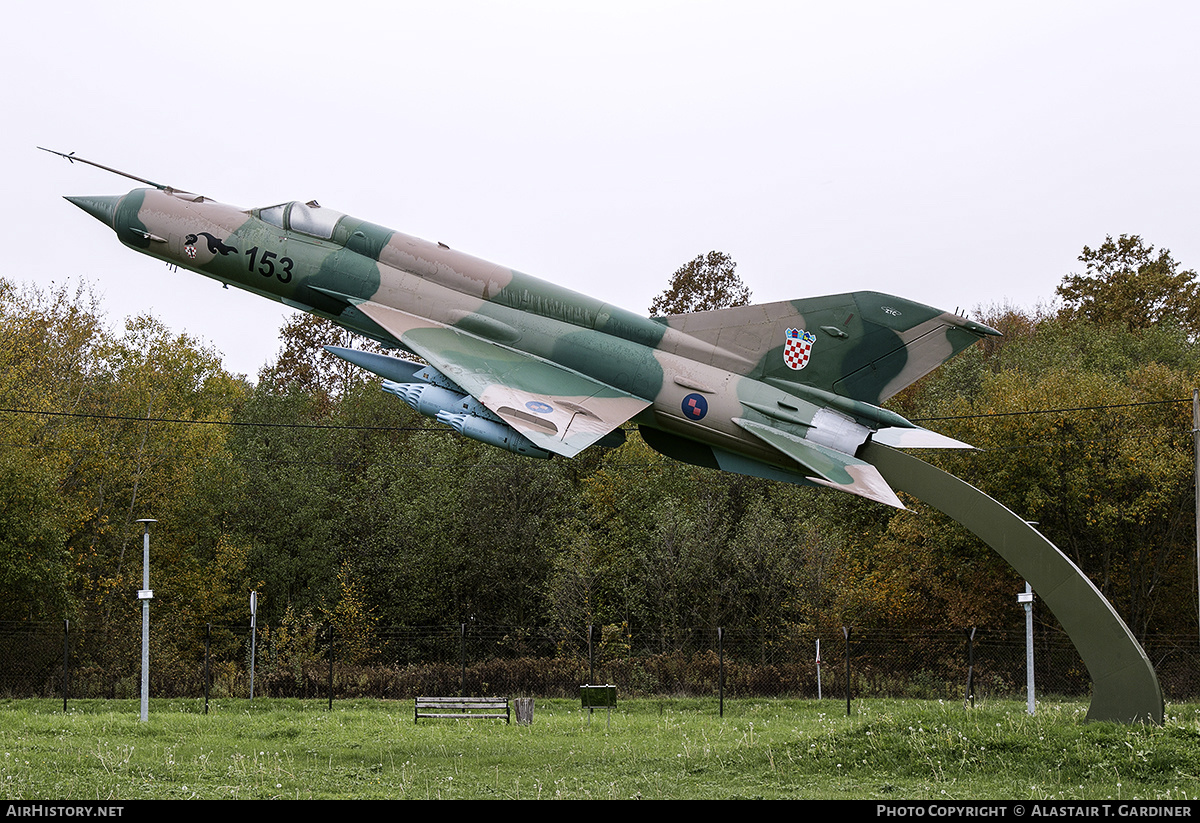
[5,1,1197,378]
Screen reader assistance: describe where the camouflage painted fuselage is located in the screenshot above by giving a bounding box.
[66,186,998,507]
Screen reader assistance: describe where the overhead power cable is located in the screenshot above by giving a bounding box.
[0,406,429,432]
[0,395,1192,432]
[912,397,1189,422]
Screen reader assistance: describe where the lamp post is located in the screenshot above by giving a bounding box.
[135,519,157,722]
[1019,520,1039,717]
[1019,582,1035,716]
[1192,389,1199,653]
[249,591,257,700]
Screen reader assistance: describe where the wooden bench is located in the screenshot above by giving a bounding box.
[414,696,510,723]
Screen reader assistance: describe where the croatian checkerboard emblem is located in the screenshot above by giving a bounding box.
[682,393,708,420]
[783,328,816,370]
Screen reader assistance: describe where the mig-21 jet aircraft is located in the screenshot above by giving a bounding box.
[48,148,999,509]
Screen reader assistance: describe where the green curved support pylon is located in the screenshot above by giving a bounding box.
[862,442,1164,724]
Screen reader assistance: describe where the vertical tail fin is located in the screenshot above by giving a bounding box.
[657,291,999,405]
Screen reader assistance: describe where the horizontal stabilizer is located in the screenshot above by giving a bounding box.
[733,418,904,509]
[871,427,973,449]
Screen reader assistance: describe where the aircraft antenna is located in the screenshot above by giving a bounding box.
[38,147,171,191]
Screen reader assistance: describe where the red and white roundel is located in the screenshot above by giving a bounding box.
[783,328,816,370]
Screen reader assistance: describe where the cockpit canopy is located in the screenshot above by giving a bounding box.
[257,200,346,240]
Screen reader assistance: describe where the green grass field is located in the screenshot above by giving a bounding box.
[1,697,1198,800]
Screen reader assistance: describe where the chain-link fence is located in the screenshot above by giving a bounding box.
[2,620,1197,704]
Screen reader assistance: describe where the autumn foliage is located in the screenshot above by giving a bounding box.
[1,235,1198,692]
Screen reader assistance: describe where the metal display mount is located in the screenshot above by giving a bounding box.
[864,443,1163,724]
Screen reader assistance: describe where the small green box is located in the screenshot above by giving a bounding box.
[580,684,616,708]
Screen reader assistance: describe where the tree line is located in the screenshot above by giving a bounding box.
[1,235,1196,677]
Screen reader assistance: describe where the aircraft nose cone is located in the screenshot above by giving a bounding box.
[65,195,121,229]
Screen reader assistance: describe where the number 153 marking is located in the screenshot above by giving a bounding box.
[244,246,294,283]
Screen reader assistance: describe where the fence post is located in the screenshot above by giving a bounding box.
[460,623,467,697]
[327,623,335,710]
[62,619,69,712]
[588,623,594,685]
[843,626,852,716]
[718,627,724,717]
[204,623,211,714]
[964,627,976,709]
[816,639,822,700]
